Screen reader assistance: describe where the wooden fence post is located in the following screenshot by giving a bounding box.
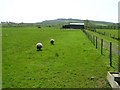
[101,39,103,54]
[89,34,91,41]
[118,55,120,72]
[110,34,111,38]
[113,35,115,39]
[93,35,95,46]
[91,35,92,43]
[96,37,97,49]
[89,34,90,40]
[110,42,112,66]
[118,41,120,72]
[104,32,105,35]
[88,33,89,38]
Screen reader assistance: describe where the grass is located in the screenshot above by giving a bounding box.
[96,29,119,42]
[86,29,119,71]
[2,27,115,88]
[88,29,119,43]
[86,29,119,52]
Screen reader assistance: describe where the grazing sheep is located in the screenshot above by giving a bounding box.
[50,39,55,45]
[36,42,43,51]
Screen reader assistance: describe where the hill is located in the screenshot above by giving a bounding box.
[1,18,115,28]
[39,18,114,26]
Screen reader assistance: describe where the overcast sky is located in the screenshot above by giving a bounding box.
[0,0,120,23]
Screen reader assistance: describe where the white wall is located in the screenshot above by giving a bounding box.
[118,1,120,23]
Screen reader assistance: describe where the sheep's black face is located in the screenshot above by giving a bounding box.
[50,41,54,45]
[37,45,42,50]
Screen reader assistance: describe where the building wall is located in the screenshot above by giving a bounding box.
[62,25,84,29]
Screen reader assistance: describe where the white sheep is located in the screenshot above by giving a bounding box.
[50,39,55,45]
[36,42,43,51]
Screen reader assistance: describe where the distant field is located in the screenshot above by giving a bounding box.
[96,29,119,40]
[87,29,119,48]
[2,27,115,88]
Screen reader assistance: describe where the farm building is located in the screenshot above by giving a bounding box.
[62,23,85,29]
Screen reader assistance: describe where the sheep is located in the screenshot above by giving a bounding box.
[36,42,43,51]
[50,39,55,45]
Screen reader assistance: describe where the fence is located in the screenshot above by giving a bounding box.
[82,29,120,72]
[93,30,119,41]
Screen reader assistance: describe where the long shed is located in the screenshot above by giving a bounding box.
[62,23,84,29]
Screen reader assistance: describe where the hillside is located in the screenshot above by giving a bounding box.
[1,18,115,28]
[40,18,114,26]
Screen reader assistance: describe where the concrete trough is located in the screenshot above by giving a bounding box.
[107,72,120,89]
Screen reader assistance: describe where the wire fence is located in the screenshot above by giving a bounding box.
[95,30,119,41]
[82,29,119,71]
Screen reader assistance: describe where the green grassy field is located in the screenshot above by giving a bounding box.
[96,29,119,40]
[87,29,119,49]
[85,29,119,70]
[2,27,115,88]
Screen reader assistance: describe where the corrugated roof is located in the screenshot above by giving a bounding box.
[70,23,84,25]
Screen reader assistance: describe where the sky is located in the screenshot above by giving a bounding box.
[0,0,120,23]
